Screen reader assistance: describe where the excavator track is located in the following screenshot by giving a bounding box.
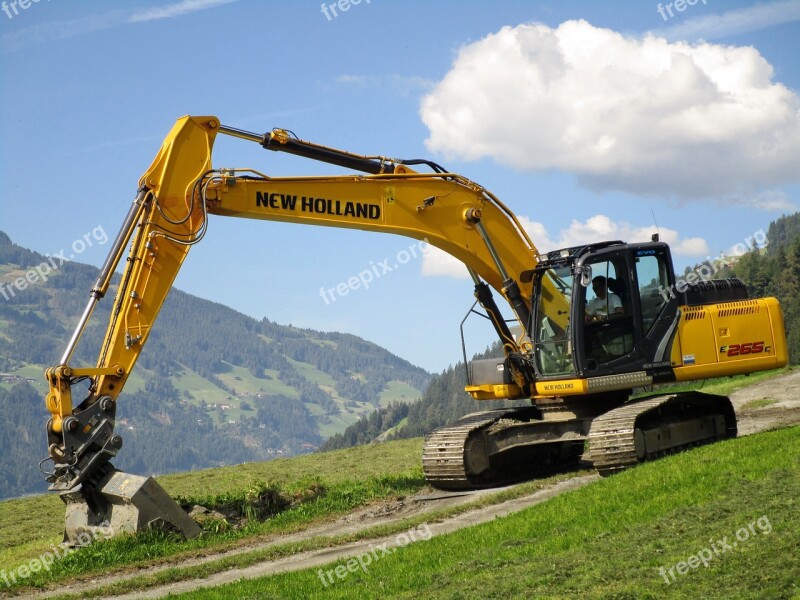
[423,406,589,489]
[422,409,510,490]
[588,392,737,476]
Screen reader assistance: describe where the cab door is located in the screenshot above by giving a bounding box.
[630,246,680,379]
[575,251,638,377]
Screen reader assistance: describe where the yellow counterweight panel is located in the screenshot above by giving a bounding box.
[672,297,788,381]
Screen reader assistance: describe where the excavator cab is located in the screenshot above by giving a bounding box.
[530,240,680,386]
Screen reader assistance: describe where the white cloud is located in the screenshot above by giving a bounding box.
[420,248,469,279]
[420,213,709,279]
[2,11,126,51]
[729,190,798,212]
[420,20,800,201]
[129,0,238,23]
[2,1,237,51]
[539,214,709,257]
[653,0,800,41]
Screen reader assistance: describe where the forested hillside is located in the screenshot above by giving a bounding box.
[715,213,800,363]
[321,344,528,451]
[0,232,429,499]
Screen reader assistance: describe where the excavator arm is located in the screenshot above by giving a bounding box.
[43,116,555,542]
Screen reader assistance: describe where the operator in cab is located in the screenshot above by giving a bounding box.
[586,276,623,321]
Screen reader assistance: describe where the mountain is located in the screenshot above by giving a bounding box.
[320,343,528,451]
[0,231,430,499]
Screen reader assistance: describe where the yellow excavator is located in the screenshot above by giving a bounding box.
[43,116,788,544]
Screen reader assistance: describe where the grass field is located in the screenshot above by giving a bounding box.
[287,358,336,387]
[378,381,423,407]
[175,425,800,600]
[0,438,425,594]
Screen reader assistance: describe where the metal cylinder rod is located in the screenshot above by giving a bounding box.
[219,123,394,174]
[473,219,531,330]
[217,124,263,143]
[60,298,98,366]
[474,220,510,282]
[59,190,147,366]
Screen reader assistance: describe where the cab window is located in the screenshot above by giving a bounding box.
[582,259,633,365]
[635,251,671,334]
[533,266,575,377]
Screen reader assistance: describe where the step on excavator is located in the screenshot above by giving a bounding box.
[42,116,788,544]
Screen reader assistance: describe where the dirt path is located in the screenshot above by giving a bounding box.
[28,370,800,599]
[100,475,599,600]
[728,369,800,434]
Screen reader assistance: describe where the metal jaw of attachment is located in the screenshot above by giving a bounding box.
[60,467,201,547]
[47,396,120,491]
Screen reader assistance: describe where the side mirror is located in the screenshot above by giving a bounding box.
[579,265,592,287]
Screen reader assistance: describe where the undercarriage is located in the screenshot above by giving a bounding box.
[422,392,737,488]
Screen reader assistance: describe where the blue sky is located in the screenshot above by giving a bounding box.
[1,0,798,373]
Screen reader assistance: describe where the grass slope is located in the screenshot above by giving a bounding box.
[0,438,424,588]
[178,425,800,600]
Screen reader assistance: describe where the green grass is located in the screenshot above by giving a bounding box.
[175,425,800,600]
[383,416,408,438]
[741,397,779,410]
[316,411,361,440]
[0,494,64,570]
[39,471,590,600]
[158,437,423,497]
[216,362,298,398]
[287,358,336,387]
[379,381,423,407]
[0,473,424,595]
[171,364,230,405]
[0,363,45,384]
[0,438,424,590]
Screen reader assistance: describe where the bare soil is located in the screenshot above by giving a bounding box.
[28,370,800,599]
